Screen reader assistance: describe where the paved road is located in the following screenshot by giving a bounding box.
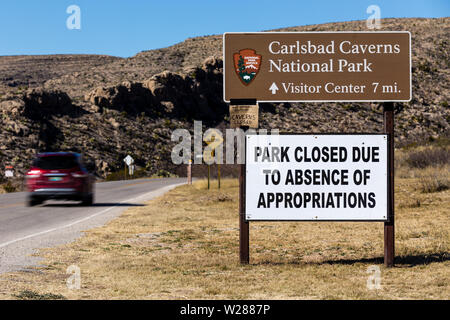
[0,177,186,274]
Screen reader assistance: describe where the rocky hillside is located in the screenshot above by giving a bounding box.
[0,18,449,181]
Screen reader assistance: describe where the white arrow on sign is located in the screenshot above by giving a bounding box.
[269,82,279,94]
[123,155,134,166]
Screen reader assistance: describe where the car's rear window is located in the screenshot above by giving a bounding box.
[33,156,79,170]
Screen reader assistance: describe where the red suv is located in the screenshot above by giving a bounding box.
[26,152,95,206]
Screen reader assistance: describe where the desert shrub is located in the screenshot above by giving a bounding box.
[405,147,449,168]
[105,170,126,181]
[417,167,449,193]
[398,198,421,209]
[417,59,434,73]
[14,290,66,300]
[2,181,16,193]
[105,167,148,181]
[152,169,175,178]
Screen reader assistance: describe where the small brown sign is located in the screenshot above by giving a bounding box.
[224,32,411,102]
[229,104,259,128]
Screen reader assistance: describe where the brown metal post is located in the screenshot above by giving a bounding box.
[383,102,395,267]
[187,160,192,185]
[218,164,221,189]
[208,165,210,189]
[239,162,249,264]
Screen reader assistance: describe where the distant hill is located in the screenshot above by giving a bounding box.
[0,18,449,182]
[1,18,448,100]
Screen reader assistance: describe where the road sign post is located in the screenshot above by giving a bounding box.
[208,164,210,190]
[230,98,256,264]
[123,155,134,180]
[187,160,192,185]
[239,159,249,264]
[383,102,395,267]
[218,163,221,189]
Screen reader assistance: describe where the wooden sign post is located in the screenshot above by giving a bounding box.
[383,102,395,267]
[230,98,257,264]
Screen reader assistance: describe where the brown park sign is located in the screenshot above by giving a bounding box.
[229,104,259,128]
[224,32,411,102]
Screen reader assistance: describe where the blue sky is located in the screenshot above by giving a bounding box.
[0,0,448,57]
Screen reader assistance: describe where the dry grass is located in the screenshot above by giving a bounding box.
[416,167,449,193]
[0,175,448,300]
[396,145,450,193]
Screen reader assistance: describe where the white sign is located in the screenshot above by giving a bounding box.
[245,134,388,221]
[5,170,14,178]
[123,155,134,166]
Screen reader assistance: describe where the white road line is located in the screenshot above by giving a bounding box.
[0,183,184,249]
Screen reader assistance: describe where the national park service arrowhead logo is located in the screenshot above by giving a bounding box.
[233,49,262,86]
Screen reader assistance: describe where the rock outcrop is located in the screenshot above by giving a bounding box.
[86,56,226,122]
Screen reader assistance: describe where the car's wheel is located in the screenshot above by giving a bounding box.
[26,197,42,207]
[81,194,94,206]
